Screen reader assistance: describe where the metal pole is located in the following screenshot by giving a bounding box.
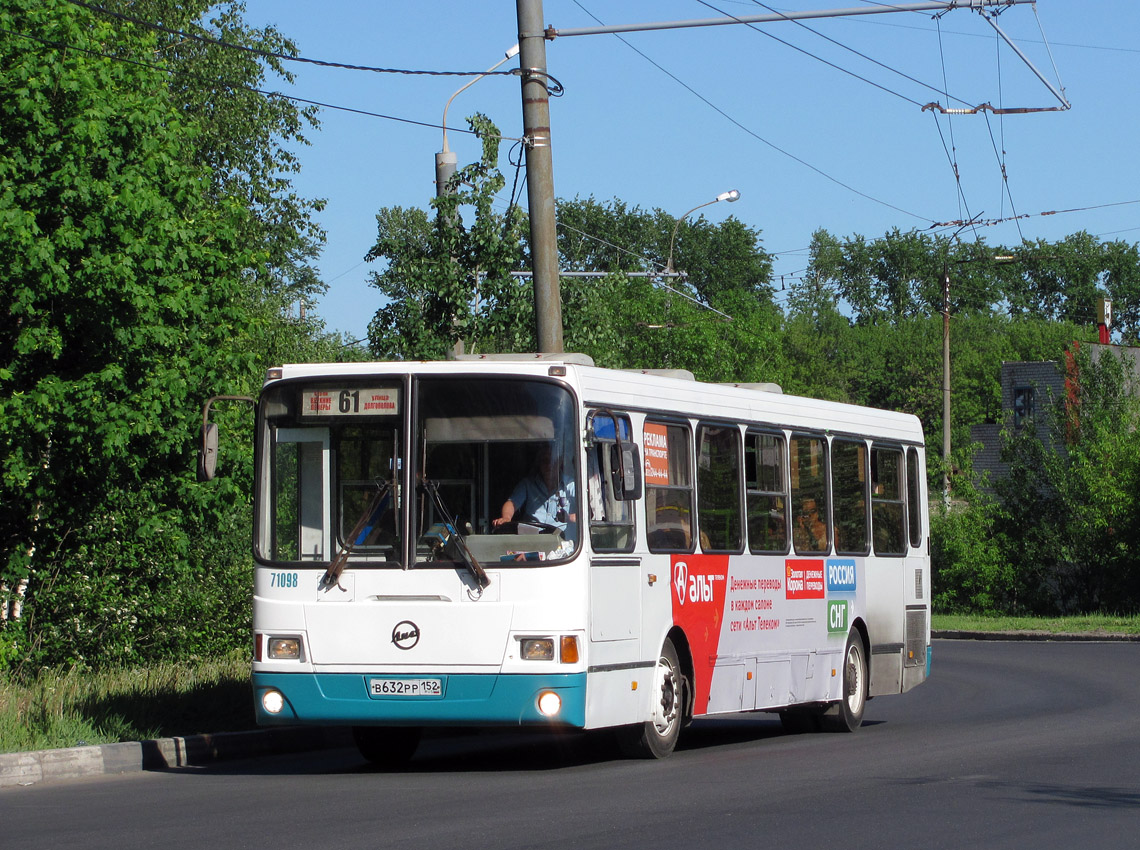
[941,265,951,507]
[517,0,564,353]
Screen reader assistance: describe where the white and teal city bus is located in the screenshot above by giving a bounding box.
[233,353,931,764]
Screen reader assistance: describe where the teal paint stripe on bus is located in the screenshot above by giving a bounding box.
[253,671,586,728]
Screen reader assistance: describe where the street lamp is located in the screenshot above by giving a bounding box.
[435,44,520,197]
[665,189,740,274]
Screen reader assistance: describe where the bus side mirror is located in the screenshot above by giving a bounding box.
[195,394,255,482]
[611,443,642,501]
[197,422,219,482]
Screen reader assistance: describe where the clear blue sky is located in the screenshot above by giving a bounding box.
[239,1,1140,343]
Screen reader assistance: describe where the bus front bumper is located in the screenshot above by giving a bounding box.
[253,671,586,728]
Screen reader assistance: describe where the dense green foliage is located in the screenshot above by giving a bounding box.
[931,350,1140,615]
[0,0,352,672]
[989,348,1140,613]
[803,227,1139,614]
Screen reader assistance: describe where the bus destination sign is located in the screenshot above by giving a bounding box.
[301,388,399,417]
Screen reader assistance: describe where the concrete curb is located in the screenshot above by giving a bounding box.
[0,726,353,789]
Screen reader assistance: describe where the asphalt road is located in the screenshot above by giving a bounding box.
[3,640,1138,850]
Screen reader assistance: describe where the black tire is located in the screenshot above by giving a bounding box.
[616,638,683,759]
[820,631,868,733]
[352,726,422,768]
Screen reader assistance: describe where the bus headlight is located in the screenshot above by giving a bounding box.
[262,689,286,715]
[518,636,580,663]
[520,638,555,661]
[268,637,302,660]
[537,691,562,717]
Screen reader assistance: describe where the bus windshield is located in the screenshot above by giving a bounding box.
[255,375,579,570]
[415,377,578,567]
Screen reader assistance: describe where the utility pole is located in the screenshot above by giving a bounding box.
[516,0,564,354]
[941,264,952,507]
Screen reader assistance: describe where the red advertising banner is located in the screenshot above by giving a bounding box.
[644,422,671,485]
[785,559,826,600]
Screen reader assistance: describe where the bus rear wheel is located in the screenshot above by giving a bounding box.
[616,638,682,759]
[352,726,422,769]
[820,632,867,733]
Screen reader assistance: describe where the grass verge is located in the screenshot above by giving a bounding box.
[0,652,254,755]
[932,612,1140,636]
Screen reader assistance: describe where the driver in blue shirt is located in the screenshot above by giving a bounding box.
[492,443,577,539]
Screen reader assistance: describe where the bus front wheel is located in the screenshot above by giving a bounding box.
[353,725,422,769]
[821,632,867,733]
[616,638,682,759]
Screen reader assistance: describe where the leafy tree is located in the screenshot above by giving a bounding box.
[365,151,784,381]
[101,0,328,317]
[993,346,1140,613]
[554,197,782,381]
[0,0,341,669]
[930,479,1011,612]
[366,114,528,359]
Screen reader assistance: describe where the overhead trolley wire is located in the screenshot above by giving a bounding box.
[985,28,1025,243]
[932,15,977,238]
[697,0,926,108]
[570,0,934,225]
[727,0,978,109]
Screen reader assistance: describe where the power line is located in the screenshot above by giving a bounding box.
[64,0,523,80]
[2,24,525,142]
[768,201,1140,270]
[929,198,1140,230]
[728,0,975,107]
[570,1,934,225]
[849,2,1140,55]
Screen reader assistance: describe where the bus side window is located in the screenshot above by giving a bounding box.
[906,446,924,549]
[790,434,829,555]
[696,423,743,553]
[746,431,789,554]
[644,421,694,553]
[871,446,906,556]
[587,412,636,553]
[832,439,869,556]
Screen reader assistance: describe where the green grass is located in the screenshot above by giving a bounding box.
[0,653,255,755]
[932,612,1140,635]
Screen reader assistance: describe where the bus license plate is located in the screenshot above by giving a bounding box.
[369,678,443,697]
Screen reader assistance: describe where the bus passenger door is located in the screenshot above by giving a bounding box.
[585,411,644,728]
[269,427,331,563]
[902,446,930,692]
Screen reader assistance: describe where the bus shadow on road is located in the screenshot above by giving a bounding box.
[192,717,888,777]
[362,715,846,773]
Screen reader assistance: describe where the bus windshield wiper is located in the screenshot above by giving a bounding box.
[419,478,491,590]
[320,479,392,591]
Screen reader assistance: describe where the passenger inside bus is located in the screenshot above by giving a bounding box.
[492,443,577,540]
[794,498,827,551]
